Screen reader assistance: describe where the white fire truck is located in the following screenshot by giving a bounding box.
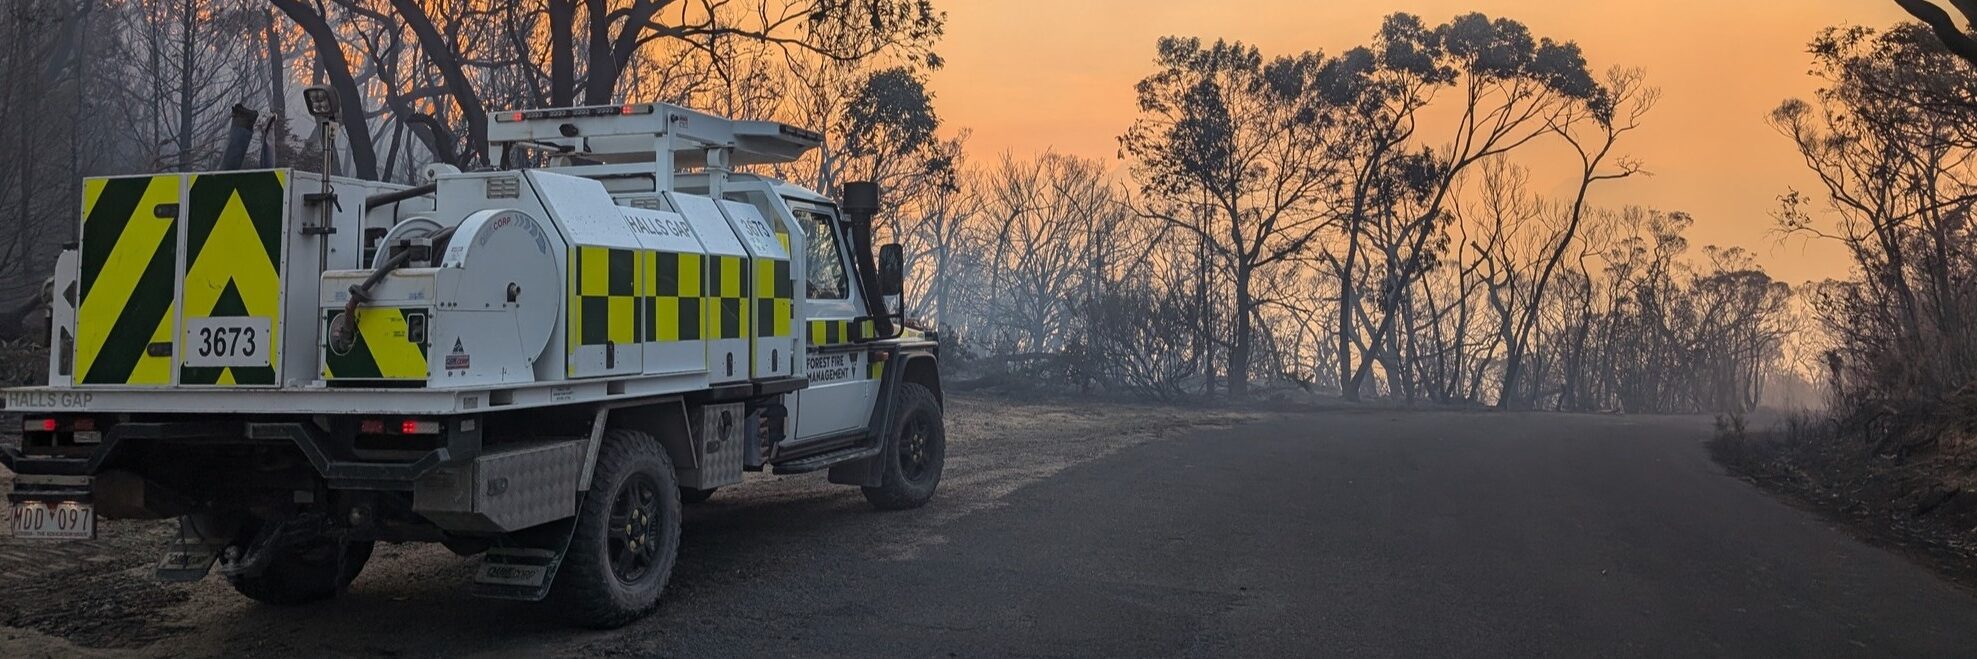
[1,99,945,628]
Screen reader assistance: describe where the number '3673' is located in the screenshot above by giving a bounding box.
[196,326,257,357]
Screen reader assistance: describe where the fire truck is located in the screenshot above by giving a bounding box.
[1,98,945,628]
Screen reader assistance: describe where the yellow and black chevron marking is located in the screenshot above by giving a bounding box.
[754,258,793,339]
[570,246,639,352]
[76,175,182,386]
[707,255,750,340]
[642,251,703,342]
[807,318,876,346]
[181,171,287,386]
[322,308,428,380]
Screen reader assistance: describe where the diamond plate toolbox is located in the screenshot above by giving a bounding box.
[685,402,746,489]
[413,439,584,533]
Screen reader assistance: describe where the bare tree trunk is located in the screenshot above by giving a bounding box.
[381,120,405,182]
[1198,229,1216,398]
[271,0,379,179]
[1337,214,1362,400]
[389,0,489,164]
[1229,266,1252,397]
[547,0,574,106]
[264,9,283,116]
[582,0,616,104]
[175,0,195,171]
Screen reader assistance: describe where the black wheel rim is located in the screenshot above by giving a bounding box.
[606,472,663,585]
[898,414,937,482]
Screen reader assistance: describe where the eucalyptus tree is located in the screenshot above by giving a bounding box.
[1775,22,1977,418]
[1315,22,1442,402]
[1894,0,1977,67]
[0,0,110,304]
[106,0,263,172]
[272,0,944,176]
[1332,13,1605,401]
[1494,68,1656,408]
[1121,37,1345,396]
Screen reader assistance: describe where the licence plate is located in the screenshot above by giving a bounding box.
[10,501,94,540]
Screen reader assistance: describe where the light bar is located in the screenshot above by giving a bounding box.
[778,123,824,143]
[493,104,655,123]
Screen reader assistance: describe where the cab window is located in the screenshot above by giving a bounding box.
[796,208,849,300]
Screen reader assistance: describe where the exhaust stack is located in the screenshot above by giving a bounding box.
[221,104,258,170]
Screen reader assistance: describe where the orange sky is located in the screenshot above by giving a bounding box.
[925,1,1918,284]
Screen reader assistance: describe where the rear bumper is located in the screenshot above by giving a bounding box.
[3,419,475,502]
[4,469,93,506]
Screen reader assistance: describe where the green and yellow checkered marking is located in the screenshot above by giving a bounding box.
[807,318,876,346]
[808,319,843,346]
[707,255,750,340]
[755,258,793,339]
[570,246,640,372]
[642,250,703,342]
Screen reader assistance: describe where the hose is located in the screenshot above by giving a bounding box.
[326,225,457,354]
[363,183,437,211]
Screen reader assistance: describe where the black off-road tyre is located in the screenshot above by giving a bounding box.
[679,487,718,504]
[227,537,374,605]
[548,429,681,629]
[862,382,946,511]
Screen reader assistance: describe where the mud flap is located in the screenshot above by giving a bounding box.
[155,516,228,582]
[826,450,885,487]
[470,515,579,601]
[826,345,907,488]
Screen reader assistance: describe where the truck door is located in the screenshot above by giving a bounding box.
[75,174,183,386]
[789,204,879,441]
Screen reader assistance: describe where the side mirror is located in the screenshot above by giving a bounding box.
[878,244,904,296]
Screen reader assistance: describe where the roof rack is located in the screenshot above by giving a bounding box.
[487,102,822,194]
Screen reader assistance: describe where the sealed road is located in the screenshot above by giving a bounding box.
[5,402,1976,656]
[606,411,1977,657]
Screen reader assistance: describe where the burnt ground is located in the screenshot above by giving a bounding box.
[4,399,1977,657]
[1711,416,1977,593]
[0,394,1265,656]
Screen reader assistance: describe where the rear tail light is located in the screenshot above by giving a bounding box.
[24,418,56,432]
[356,418,442,435]
[71,417,96,431]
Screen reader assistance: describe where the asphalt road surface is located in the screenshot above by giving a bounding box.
[5,400,1977,657]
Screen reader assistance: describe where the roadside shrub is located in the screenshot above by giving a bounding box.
[0,338,45,388]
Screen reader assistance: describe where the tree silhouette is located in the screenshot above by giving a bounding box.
[273,0,944,176]
[1121,37,1344,397]
[1894,0,1977,67]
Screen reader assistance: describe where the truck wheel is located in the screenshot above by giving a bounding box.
[549,429,681,629]
[863,382,945,511]
[228,537,374,605]
[679,487,718,504]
